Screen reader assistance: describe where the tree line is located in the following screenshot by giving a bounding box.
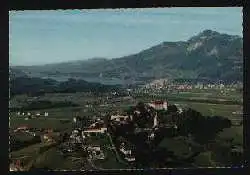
[10,77,122,97]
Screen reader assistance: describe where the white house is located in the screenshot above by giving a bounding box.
[125,157,135,162]
[90,123,97,128]
[148,132,155,140]
[120,147,132,155]
[44,112,49,117]
[134,110,140,115]
[153,113,158,128]
[83,128,107,134]
[9,163,18,171]
[87,146,101,151]
[110,115,129,122]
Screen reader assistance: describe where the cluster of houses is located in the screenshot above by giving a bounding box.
[16,111,49,120]
[12,125,58,144]
[65,129,106,161]
[142,80,241,92]
[9,160,25,171]
[66,99,182,164]
[63,117,108,160]
[119,142,135,162]
[87,146,105,160]
[70,113,138,162]
[13,125,36,137]
[73,117,108,135]
[41,130,59,144]
[110,115,132,122]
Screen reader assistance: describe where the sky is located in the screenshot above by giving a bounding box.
[9,7,243,66]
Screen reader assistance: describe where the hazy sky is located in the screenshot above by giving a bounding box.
[9,7,243,66]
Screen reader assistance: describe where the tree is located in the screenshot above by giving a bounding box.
[194,151,216,167]
[176,108,232,145]
[168,105,178,114]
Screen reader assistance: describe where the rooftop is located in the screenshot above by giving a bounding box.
[150,100,168,105]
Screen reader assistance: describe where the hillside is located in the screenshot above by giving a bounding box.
[11,30,243,84]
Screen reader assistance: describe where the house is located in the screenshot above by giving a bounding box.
[148,132,155,140]
[178,108,183,114]
[9,160,24,171]
[89,122,97,128]
[130,115,133,121]
[85,104,93,108]
[148,100,168,110]
[110,115,129,122]
[73,116,87,129]
[83,128,107,135]
[72,129,79,134]
[44,112,49,117]
[134,110,140,115]
[125,157,136,162]
[14,125,29,132]
[36,113,40,117]
[174,104,183,114]
[89,121,104,129]
[70,135,82,144]
[73,117,77,123]
[153,113,158,128]
[41,134,54,143]
[119,143,136,162]
[120,147,132,155]
[87,146,105,160]
[9,163,18,171]
[87,145,101,152]
[119,143,133,155]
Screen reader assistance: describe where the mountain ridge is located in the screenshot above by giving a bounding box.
[11,30,243,84]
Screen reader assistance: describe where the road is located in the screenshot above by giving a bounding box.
[106,132,128,165]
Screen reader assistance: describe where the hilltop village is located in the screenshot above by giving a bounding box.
[9,78,243,170]
[66,100,173,163]
[9,90,243,170]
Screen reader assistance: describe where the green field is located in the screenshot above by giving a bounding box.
[10,90,243,131]
[171,101,242,120]
[217,126,243,146]
[9,117,72,131]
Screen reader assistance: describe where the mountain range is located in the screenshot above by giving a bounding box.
[10,30,243,85]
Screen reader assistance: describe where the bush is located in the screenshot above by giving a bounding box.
[194,151,216,166]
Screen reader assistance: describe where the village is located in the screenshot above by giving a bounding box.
[10,99,182,170]
[9,80,243,171]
